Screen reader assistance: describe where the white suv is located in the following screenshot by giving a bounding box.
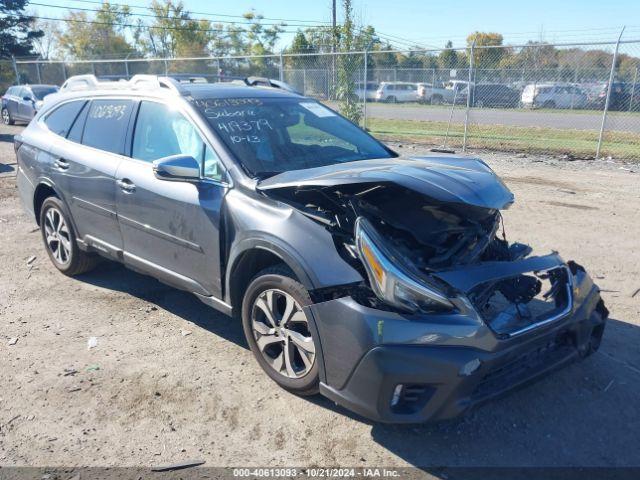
[375,82,420,103]
[521,83,587,109]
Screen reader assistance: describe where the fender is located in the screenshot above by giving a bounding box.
[225,234,318,301]
[32,177,82,246]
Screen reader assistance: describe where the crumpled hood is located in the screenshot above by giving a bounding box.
[257,155,514,210]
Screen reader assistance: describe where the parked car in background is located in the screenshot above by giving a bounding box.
[521,83,587,109]
[375,82,420,103]
[592,81,640,111]
[2,84,59,125]
[355,81,379,101]
[471,83,520,108]
[417,82,446,104]
[442,80,471,104]
[417,80,469,105]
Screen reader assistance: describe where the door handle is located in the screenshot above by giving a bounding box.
[117,178,136,193]
[54,158,69,170]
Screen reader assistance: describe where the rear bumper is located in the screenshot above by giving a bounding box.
[309,257,607,423]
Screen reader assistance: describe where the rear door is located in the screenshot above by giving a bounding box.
[115,99,228,297]
[56,98,134,254]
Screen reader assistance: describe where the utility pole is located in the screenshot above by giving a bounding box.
[331,0,337,100]
[332,0,337,55]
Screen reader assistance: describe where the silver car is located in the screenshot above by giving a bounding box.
[14,74,607,423]
[2,84,59,125]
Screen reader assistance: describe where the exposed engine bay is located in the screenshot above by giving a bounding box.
[266,182,512,272]
[258,156,582,337]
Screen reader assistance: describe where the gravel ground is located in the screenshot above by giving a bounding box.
[1,124,639,470]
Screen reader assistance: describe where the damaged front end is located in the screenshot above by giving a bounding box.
[257,156,608,422]
[258,155,592,338]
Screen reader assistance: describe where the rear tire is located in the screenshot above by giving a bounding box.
[241,265,319,396]
[2,108,14,125]
[39,197,99,276]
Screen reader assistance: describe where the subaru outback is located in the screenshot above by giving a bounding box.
[14,74,608,423]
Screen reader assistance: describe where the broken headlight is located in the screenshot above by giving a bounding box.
[355,217,454,313]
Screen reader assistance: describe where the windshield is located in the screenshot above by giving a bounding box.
[195,97,394,177]
[31,86,58,100]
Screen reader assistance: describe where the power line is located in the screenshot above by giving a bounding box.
[29,1,332,28]
[34,0,440,51]
[50,0,333,24]
[30,14,331,36]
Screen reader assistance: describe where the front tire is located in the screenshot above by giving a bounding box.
[2,108,14,125]
[242,265,319,395]
[39,197,99,276]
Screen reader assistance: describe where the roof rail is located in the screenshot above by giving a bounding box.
[59,74,184,94]
[60,74,101,91]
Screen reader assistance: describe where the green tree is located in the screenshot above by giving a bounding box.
[286,30,315,68]
[336,0,362,124]
[0,0,43,58]
[143,0,212,58]
[438,41,461,69]
[466,32,508,68]
[31,18,61,60]
[57,3,134,59]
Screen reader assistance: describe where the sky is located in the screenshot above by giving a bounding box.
[37,0,640,51]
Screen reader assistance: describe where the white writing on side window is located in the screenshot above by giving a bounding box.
[90,103,127,121]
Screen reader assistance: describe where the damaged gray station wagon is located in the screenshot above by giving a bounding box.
[15,74,608,423]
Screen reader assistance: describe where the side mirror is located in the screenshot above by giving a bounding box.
[152,154,200,181]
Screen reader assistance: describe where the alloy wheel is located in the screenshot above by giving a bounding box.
[44,207,71,266]
[251,288,316,379]
[2,109,9,125]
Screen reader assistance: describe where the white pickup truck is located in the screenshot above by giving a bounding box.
[418,80,471,105]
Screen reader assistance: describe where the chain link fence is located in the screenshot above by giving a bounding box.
[2,37,639,160]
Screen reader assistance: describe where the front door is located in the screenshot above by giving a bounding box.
[115,100,228,297]
[18,88,35,120]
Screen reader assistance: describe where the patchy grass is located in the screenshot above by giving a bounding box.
[366,117,640,160]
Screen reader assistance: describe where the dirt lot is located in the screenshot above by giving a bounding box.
[1,123,639,470]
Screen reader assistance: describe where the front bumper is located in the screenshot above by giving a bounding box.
[306,255,607,423]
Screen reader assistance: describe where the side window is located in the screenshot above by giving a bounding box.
[132,101,225,181]
[82,99,133,155]
[44,100,87,137]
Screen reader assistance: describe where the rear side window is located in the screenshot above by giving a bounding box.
[44,100,87,137]
[82,99,133,155]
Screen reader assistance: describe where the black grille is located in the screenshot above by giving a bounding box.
[471,334,574,401]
